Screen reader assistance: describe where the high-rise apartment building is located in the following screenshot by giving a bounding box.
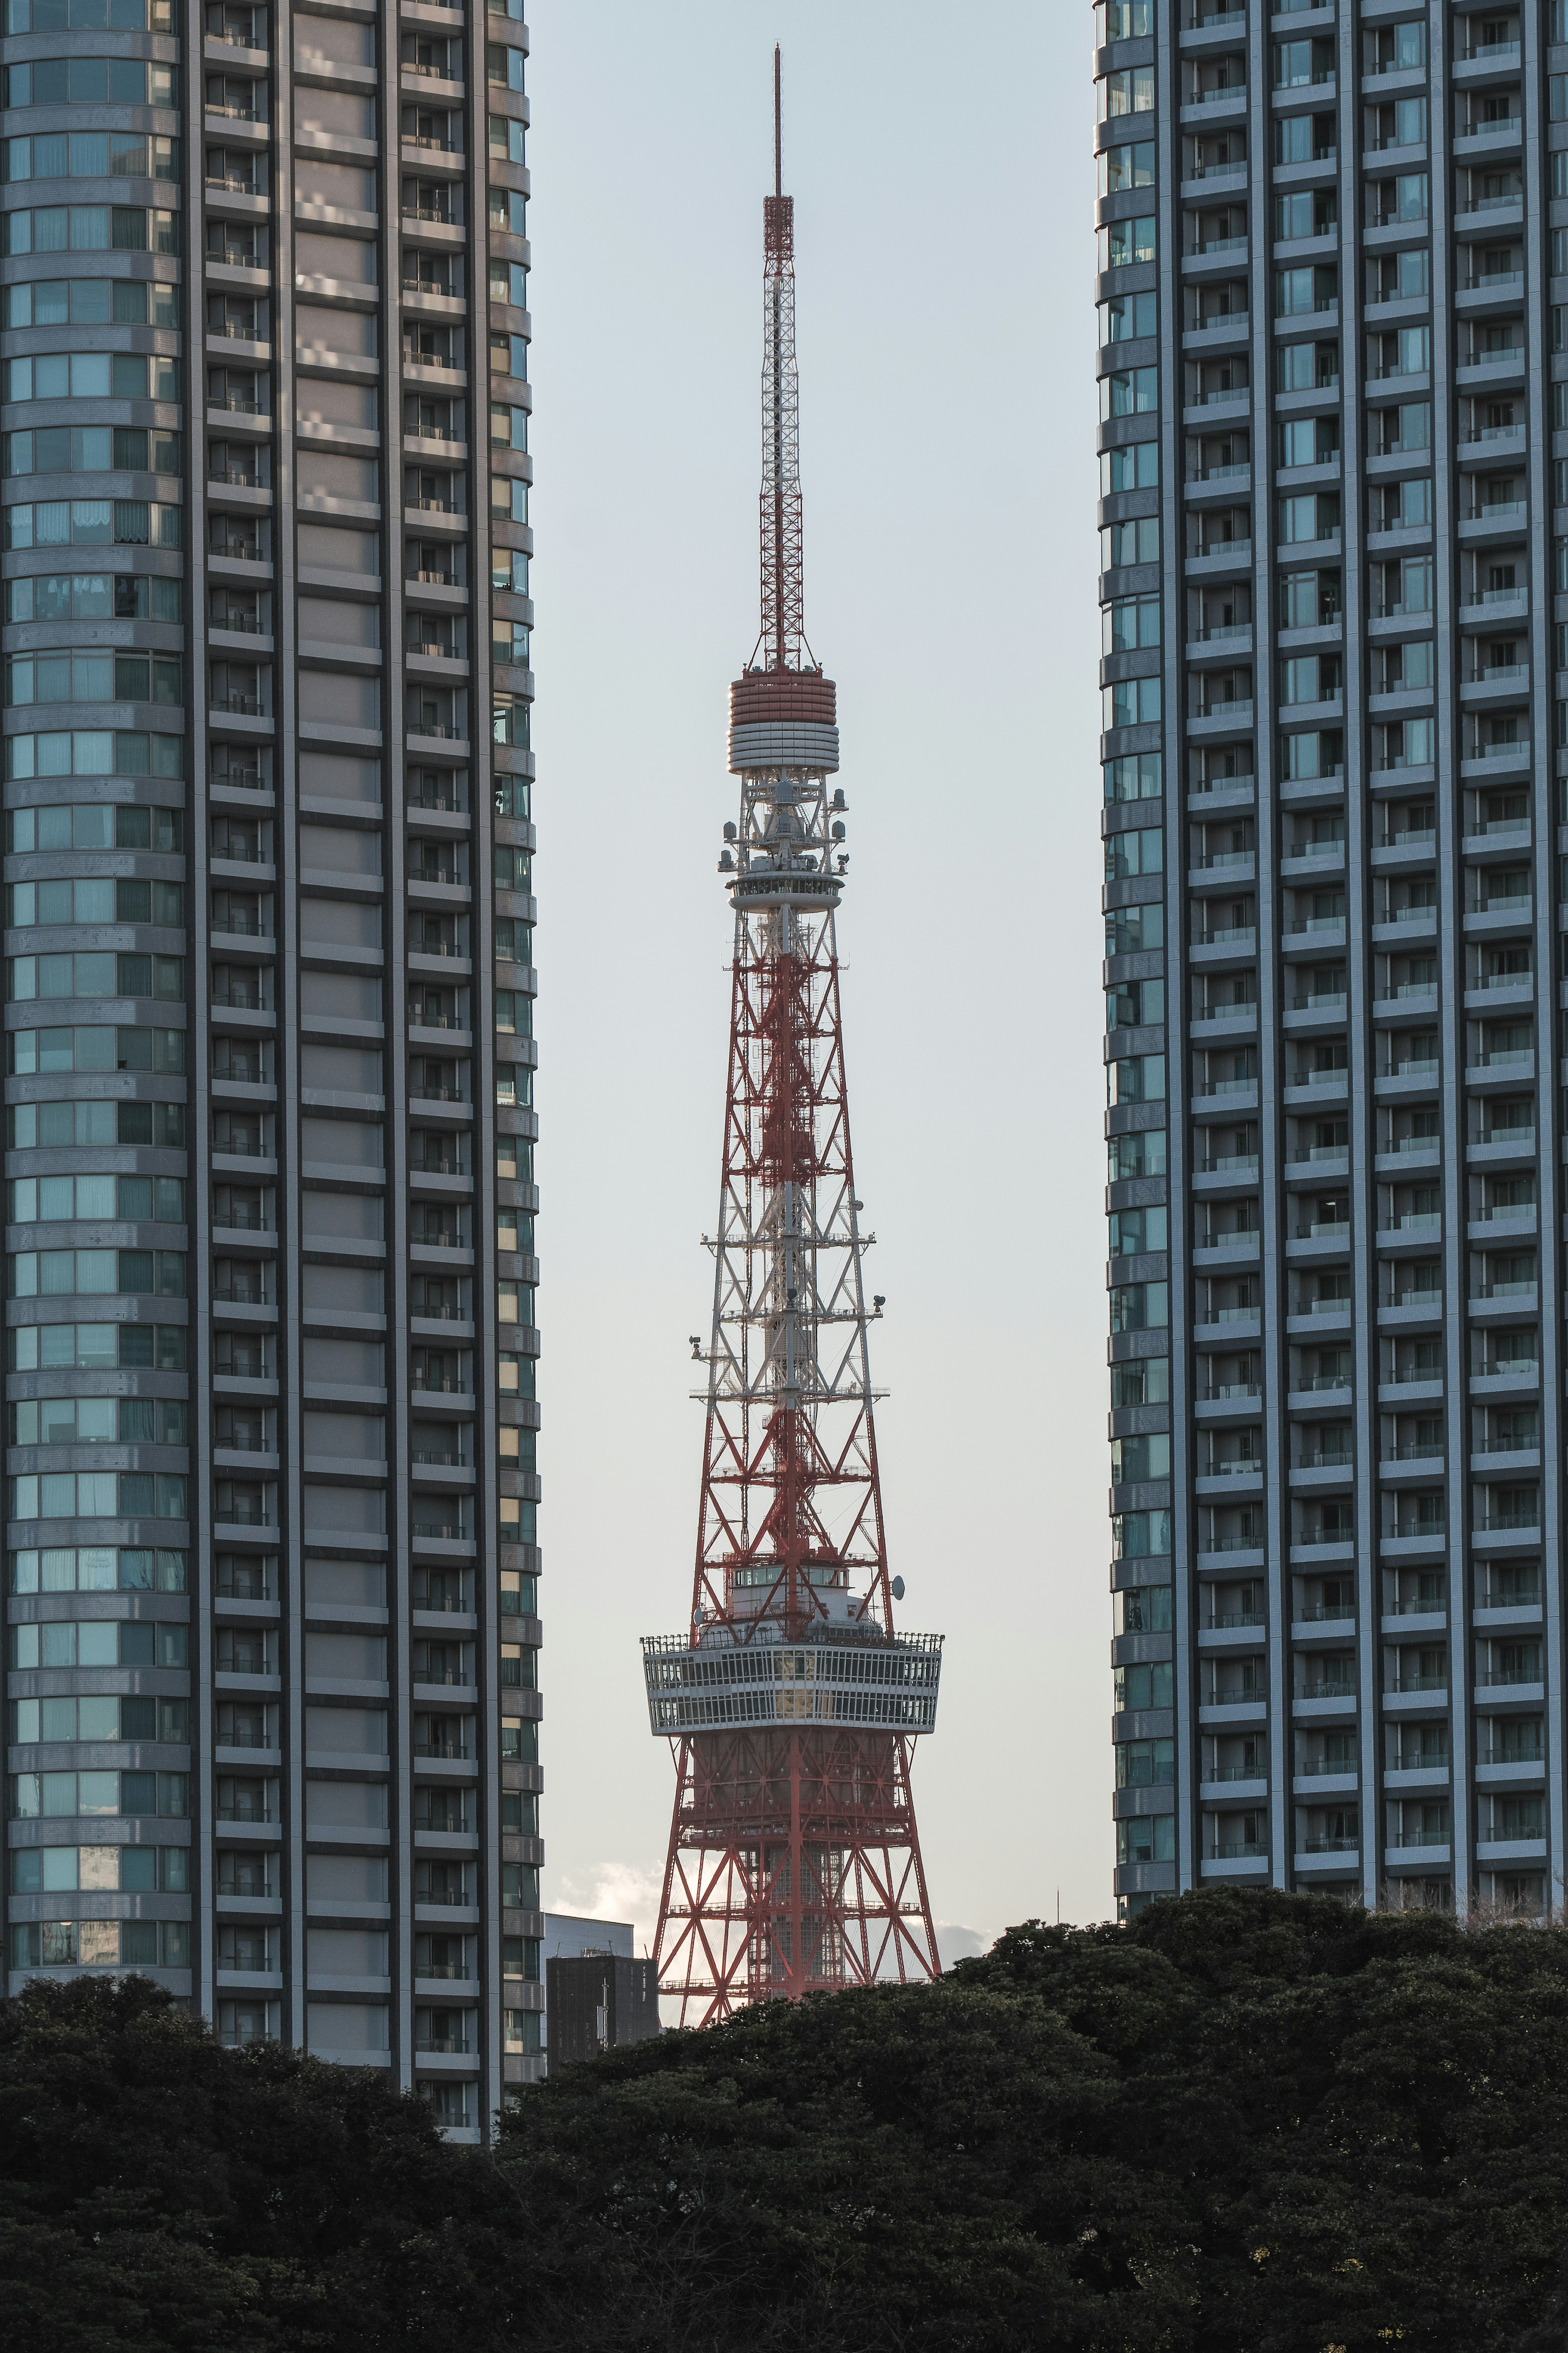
[1100,1,1568,1922]
[1,0,542,2132]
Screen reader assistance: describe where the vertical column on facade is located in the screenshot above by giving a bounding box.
[1545,11,1568,1908]
[1179,9,1265,1906]
[375,0,412,2109]
[1333,3,1377,1914]
[202,0,284,2053]
[482,0,544,2095]
[1,0,196,1997]
[464,3,499,2126]
[1428,0,1470,1922]
[1155,0,1189,1897]
[1099,8,1176,1922]
[1248,4,1288,1891]
[184,0,212,2027]
[1522,6,1564,1918]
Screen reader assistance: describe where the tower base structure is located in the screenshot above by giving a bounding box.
[655,1726,938,2021]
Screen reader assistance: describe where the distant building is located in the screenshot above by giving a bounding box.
[540,1916,657,2069]
[545,1947,660,2070]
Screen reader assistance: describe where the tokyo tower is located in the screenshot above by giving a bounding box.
[644,50,943,2024]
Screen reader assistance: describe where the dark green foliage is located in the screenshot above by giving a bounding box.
[7,1889,1568,2350]
[0,1971,525,2350]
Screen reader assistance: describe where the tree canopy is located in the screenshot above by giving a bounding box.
[4,1888,1568,2350]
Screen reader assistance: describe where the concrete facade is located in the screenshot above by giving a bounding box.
[1098,0,1565,1921]
[1,0,542,2135]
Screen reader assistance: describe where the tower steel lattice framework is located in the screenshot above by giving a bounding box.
[645,52,943,2026]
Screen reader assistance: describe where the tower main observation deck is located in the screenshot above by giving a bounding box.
[645,53,942,2025]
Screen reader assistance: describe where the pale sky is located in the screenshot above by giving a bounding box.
[528,0,1106,1959]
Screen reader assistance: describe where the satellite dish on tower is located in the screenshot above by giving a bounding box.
[890,1576,905,1602]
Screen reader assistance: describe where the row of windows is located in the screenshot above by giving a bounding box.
[11,1396,188,1445]
[3,121,178,183]
[7,0,172,27]
[10,1028,185,1077]
[10,1322,187,1372]
[11,953,184,1002]
[5,500,181,551]
[8,801,181,850]
[2,204,177,256]
[6,353,180,405]
[8,576,180,627]
[10,1545,186,1592]
[5,427,182,478]
[11,1920,189,1967]
[7,731,183,780]
[9,1620,187,1668]
[8,1247,187,1295]
[9,1842,186,1894]
[4,58,175,108]
[7,653,183,708]
[10,1174,185,1223]
[9,1696,189,1744]
[11,1768,187,1815]
[3,277,178,332]
[10,1471,189,1521]
[9,880,184,926]
[8,1101,185,1151]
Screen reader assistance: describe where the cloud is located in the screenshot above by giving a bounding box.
[545,1859,665,1958]
[935,1921,989,1969]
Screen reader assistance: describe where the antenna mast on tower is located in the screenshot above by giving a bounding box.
[643,52,943,2023]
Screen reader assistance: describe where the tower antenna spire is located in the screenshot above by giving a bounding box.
[758,46,809,673]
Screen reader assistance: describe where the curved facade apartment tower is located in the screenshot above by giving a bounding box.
[1099,1,1568,1923]
[0,0,543,2134]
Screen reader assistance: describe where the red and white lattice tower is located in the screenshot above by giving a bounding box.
[644,51,943,2025]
